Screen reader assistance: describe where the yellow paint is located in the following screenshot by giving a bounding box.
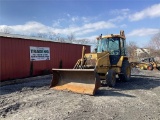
[102,34,126,40]
[117,56,124,67]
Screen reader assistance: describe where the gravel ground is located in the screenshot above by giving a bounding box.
[0,68,160,120]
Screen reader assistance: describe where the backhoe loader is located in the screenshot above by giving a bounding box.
[138,57,157,70]
[50,30,131,95]
[130,48,159,70]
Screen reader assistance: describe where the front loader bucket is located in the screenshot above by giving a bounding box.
[50,69,101,95]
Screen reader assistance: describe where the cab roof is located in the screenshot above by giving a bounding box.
[102,34,126,39]
[96,30,126,40]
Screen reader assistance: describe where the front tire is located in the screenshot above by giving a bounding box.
[106,69,116,87]
[119,60,131,82]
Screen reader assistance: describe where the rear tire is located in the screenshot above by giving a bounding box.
[106,69,116,87]
[119,60,131,82]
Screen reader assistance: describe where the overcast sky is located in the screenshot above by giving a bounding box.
[0,0,160,47]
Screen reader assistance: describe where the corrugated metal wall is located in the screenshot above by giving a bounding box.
[0,36,90,81]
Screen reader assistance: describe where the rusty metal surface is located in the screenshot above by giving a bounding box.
[50,69,101,95]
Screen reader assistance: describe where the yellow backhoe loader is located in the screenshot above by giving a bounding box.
[130,48,159,71]
[50,30,131,95]
[138,57,158,70]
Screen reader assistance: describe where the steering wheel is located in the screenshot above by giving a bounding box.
[109,50,114,55]
[114,50,120,55]
[109,50,120,55]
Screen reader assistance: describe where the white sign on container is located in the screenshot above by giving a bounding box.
[30,46,50,61]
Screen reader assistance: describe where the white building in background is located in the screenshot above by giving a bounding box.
[155,57,160,61]
[135,48,150,57]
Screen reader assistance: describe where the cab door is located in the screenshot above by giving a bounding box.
[108,37,121,65]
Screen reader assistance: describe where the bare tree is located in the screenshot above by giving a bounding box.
[76,39,88,44]
[48,32,57,40]
[127,41,138,61]
[0,26,12,34]
[67,33,75,43]
[36,32,47,38]
[147,31,160,57]
[148,31,160,50]
[59,37,66,42]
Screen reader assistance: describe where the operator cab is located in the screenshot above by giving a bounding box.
[96,31,127,65]
[141,57,155,63]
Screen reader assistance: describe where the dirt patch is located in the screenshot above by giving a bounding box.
[0,68,160,120]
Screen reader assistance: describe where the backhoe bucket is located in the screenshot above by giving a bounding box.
[50,69,101,95]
